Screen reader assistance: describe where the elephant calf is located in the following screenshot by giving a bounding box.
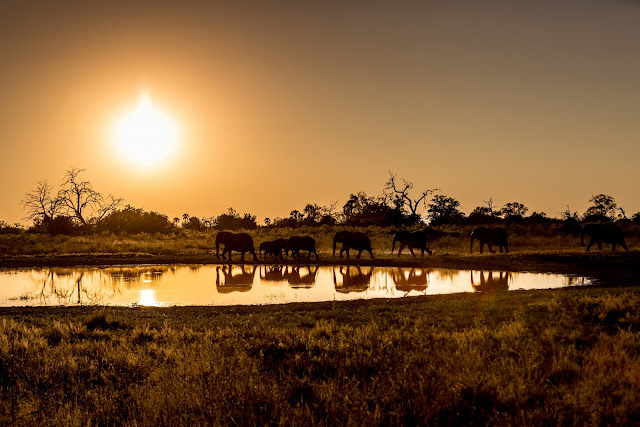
[259,238,288,259]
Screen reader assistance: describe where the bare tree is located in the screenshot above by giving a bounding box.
[21,180,62,225]
[57,168,123,226]
[383,171,439,218]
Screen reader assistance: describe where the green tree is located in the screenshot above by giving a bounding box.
[500,202,528,218]
[583,194,619,221]
[426,195,463,224]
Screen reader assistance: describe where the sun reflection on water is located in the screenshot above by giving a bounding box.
[138,289,161,306]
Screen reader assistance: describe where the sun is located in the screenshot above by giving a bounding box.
[113,93,179,168]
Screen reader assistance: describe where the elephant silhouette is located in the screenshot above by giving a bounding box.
[215,265,256,293]
[391,268,430,294]
[580,223,629,251]
[470,227,509,254]
[333,231,374,259]
[259,238,288,259]
[332,266,373,293]
[286,235,319,260]
[284,265,318,288]
[259,265,286,282]
[215,232,258,261]
[470,271,510,292]
[391,228,432,257]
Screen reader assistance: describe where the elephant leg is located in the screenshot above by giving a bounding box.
[612,243,617,251]
[622,241,629,251]
[240,251,246,262]
[409,246,416,257]
[251,250,258,261]
[368,249,374,259]
[479,243,484,254]
[586,237,595,251]
[488,244,495,253]
[345,248,350,259]
[398,243,405,257]
[356,250,362,259]
[597,241,602,250]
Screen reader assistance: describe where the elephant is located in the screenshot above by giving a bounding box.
[470,271,510,292]
[259,238,288,259]
[332,266,373,293]
[391,228,432,257]
[580,223,628,251]
[286,235,319,260]
[215,231,258,261]
[333,231,374,259]
[215,265,256,293]
[470,227,509,254]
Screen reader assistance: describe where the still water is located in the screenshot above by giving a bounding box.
[0,265,591,307]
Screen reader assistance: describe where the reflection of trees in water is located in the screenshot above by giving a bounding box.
[24,269,104,305]
[284,266,318,288]
[333,266,373,293]
[216,265,256,293]
[20,266,178,305]
[565,276,590,287]
[103,266,174,288]
[432,269,462,282]
[391,268,430,294]
[470,271,510,292]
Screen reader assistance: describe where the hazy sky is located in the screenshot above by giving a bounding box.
[1,0,639,225]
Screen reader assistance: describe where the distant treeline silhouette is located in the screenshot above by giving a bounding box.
[8,169,640,236]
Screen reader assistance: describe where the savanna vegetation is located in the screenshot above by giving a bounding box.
[2,168,638,264]
[2,286,640,425]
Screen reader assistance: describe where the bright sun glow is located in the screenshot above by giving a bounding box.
[113,93,179,168]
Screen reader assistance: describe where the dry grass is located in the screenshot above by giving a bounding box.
[1,286,640,424]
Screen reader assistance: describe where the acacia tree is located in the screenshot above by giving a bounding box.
[383,171,439,221]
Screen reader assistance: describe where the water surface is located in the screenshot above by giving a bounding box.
[0,265,591,307]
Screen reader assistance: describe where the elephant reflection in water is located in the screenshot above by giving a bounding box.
[470,271,510,292]
[284,266,319,288]
[215,265,256,293]
[333,266,373,293]
[392,268,430,295]
[260,265,286,282]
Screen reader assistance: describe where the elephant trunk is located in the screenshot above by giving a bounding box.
[580,229,586,247]
[470,235,475,254]
[332,236,338,257]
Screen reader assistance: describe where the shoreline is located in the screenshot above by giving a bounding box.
[1,251,638,286]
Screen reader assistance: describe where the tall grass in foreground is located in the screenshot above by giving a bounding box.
[1,288,640,424]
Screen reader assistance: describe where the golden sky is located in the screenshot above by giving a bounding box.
[1,0,639,225]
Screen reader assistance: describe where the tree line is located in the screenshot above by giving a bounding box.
[7,168,640,236]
